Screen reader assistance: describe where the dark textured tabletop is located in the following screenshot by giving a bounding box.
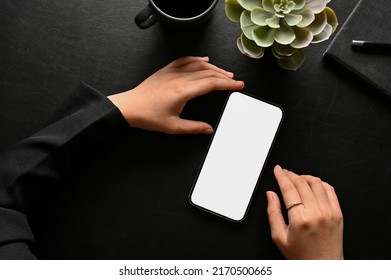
[1,0,390,259]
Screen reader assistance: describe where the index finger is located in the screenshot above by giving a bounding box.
[323,182,343,215]
[177,60,235,79]
[184,77,244,100]
[273,165,302,209]
[167,56,209,68]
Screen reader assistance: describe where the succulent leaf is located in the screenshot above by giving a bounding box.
[292,0,306,11]
[277,48,306,71]
[262,0,275,13]
[312,23,332,43]
[253,26,276,47]
[241,10,258,39]
[304,9,327,36]
[290,26,313,48]
[274,21,295,45]
[272,43,297,57]
[295,8,316,28]
[305,0,328,14]
[324,7,338,32]
[266,15,281,28]
[284,13,303,26]
[225,0,246,22]
[239,33,265,58]
[238,0,263,10]
[251,7,273,26]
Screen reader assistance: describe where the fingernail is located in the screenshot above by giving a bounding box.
[235,81,245,88]
[201,56,209,61]
[226,71,234,78]
[204,127,214,134]
[266,191,277,204]
[275,165,282,171]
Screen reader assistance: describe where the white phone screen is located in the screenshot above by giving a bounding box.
[189,91,283,222]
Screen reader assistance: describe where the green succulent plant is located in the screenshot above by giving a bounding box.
[225,0,338,70]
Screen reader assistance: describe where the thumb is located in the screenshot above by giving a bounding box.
[171,118,214,135]
[266,191,287,239]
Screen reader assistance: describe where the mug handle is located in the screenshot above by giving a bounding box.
[135,4,159,29]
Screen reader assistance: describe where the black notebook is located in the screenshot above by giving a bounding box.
[324,0,391,98]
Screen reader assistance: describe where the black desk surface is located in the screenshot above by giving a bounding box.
[1,0,391,260]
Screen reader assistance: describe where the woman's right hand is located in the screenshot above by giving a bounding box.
[266,165,344,260]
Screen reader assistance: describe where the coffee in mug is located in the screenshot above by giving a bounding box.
[135,0,218,30]
[153,0,214,18]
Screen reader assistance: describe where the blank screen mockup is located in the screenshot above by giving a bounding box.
[189,91,283,222]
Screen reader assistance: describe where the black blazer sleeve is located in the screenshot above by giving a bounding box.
[0,83,129,259]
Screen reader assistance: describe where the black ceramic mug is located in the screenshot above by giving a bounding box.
[135,0,219,29]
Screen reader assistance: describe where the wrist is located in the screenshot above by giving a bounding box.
[108,90,137,127]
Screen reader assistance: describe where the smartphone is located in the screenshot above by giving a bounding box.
[189,91,283,222]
